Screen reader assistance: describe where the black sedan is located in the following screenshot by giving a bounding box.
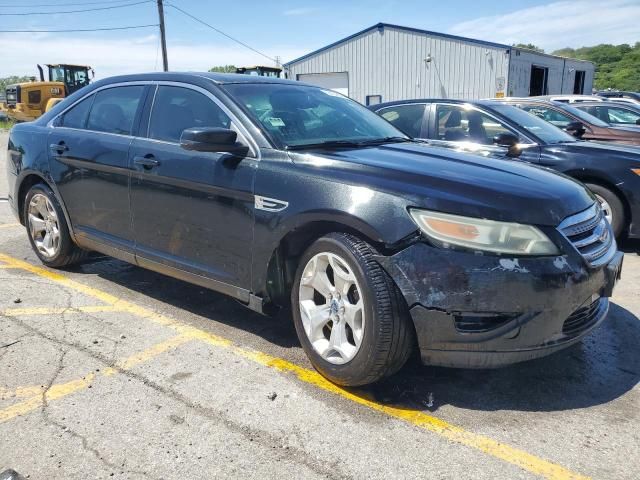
[7,73,622,385]
[369,99,640,238]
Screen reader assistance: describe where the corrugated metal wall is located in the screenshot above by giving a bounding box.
[285,26,510,104]
[507,50,595,96]
[285,25,596,103]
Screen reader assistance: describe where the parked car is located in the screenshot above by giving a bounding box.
[7,73,622,386]
[500,98,640,145]
[529,95,604,104]
[596,91,640,104]
[573,101,640,126]
[370,99,640,237]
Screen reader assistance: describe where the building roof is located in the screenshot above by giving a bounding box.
[284,22,593,67]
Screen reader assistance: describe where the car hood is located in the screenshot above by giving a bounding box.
[610,125,640,133]
[290,143,594,226]
[542,140,640,161]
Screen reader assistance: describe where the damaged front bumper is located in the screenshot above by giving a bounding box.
[377,240,623,369]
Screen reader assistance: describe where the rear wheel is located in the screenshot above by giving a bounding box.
[291,232,414,386]
[585,183,625,238]
[24,184,87,268]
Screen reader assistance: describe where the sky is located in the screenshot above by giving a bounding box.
[1,0,639,79]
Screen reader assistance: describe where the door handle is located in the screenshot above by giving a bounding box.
[133,155,160,169]
[49,143,69,154]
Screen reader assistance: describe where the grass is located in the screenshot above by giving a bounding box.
[0,118,16,130]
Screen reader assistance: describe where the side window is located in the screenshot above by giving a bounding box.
[377,104,425,138]
[607,107,640,125]
[148,86,232,143]
[86,86,144,135]
[60,94,94,129]
[435,105,513,145]
[521,106,573,128]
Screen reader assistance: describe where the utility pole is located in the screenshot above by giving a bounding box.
[157,0,168,71]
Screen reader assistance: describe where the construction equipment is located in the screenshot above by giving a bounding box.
[1,64,93,122]
[235,66,282,77]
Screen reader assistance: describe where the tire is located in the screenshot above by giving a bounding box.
[291,232,414,386]
[23,183,87,268]
[585,183,625,238]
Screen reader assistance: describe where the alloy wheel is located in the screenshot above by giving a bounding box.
[28,193,61,258]
[298,252,365,365]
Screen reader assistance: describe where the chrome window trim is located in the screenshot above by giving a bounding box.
[47,80,259,158]
[147,81,259,158]
[433,102,537,146]
[47,81,153,130]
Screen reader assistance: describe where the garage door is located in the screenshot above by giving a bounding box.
[297,72,349,96]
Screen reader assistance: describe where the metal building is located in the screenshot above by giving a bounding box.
[283,23,595,105]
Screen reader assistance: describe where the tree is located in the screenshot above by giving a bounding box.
[0,76,32,96]
[512,43,544,53]
[552,43,640,91]
[208,65,237,73]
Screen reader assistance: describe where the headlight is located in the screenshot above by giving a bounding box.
[409,209,559,255]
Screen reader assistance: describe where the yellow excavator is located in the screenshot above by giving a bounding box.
[0,64,93,122]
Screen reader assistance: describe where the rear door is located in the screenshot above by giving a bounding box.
[129,83,257,291]
[48,84,147,256]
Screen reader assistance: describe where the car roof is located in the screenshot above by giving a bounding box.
[91,71,304,86]
[572,101,636,107]
[372,98,501,109]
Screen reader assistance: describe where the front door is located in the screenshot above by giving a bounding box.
[48,84,146,253]
[427,103,539,163]
[129,84,256,291]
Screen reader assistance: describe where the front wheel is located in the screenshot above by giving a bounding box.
[585,183,625,238]
[24,183,87,268]
[291,233,414,386]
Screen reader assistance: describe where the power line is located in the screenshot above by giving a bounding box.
[165,2,278,64]
[0,0,134,7]
[0,24,159,33]
[0,0,152,15]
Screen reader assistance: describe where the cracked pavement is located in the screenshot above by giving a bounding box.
[1,131,639,479]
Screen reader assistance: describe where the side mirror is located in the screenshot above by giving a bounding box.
[493,132,521,157]
[635,118,640,125]
[564,121,586,139]
[180,127,248,155]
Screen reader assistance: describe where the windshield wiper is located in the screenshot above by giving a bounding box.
[285,137,415,150]
[356,136,416,145]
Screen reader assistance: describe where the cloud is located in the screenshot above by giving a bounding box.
[448,0,640,52]
[283,7,319,16]
[0,33,308,79]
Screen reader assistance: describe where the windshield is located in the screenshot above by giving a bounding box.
[490,103,577,144]
[560,103,610,127]
[222,83,407,149]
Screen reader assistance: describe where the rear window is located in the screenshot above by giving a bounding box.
[86,86,144,135]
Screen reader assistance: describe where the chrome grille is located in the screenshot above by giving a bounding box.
[558,203,615,267]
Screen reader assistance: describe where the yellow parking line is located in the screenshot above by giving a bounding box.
[1,305,124,316]
[0,375,95,423]
[0,223,21,229]
[0,253,589,480]
[0,334,191,423]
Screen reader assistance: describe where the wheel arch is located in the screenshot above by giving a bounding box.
[259,218,413,310]
[16,172,76,240]
[566,170,631,230]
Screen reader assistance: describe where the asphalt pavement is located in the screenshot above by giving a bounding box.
[1,130,639,480]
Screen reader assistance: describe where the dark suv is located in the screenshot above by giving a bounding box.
[370,99,640,239]
[6,73,623,386]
